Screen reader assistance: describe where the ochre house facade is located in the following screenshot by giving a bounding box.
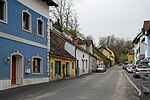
[50,56,76,80]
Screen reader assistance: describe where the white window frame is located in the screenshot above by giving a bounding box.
[0,0,8,23]
[22,9,32,33]
[37,17,44,37]
[32,56,43,74]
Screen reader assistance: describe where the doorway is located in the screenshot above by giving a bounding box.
[11,54,23,85]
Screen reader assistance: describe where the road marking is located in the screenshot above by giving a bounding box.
[123,71,141,96]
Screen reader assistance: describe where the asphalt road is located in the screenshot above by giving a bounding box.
[0,66,139,100]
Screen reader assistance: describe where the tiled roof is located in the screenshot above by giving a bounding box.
[78,40,93,46]
[94,53,103,61]
[51,28,91,54]
[50,37,76,60]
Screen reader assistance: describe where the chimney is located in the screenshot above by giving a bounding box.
[72,36,78,45]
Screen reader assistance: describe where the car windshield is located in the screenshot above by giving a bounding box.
[137,65,150,68]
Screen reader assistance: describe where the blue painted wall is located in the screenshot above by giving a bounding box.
[0,38,47,79]
[0,0,48,45]
[147,35,150,57]
[0,0,48,79]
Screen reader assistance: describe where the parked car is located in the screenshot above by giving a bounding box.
[122,62,128,70]
[133,64,150,78]
[96,64,106,72]
[126,64,134,73]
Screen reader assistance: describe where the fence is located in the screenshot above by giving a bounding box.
[140,74,150,100]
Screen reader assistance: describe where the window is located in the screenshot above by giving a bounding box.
[32,57,42,73]
[0,0,7,23]
[72,62,74,69]
[37,18,44,37]
[22,10,31,32]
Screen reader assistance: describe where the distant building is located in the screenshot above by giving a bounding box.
[99,46,115,66]
[127,50,134,64]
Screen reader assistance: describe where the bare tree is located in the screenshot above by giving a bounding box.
[98,34,133,63]
[51,0,80,34]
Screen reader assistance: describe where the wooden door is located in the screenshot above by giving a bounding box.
[11,56,16,84]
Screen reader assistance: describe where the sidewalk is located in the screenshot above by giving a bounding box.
[111,70,140,100]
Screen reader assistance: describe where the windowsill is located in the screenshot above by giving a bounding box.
[32,72,42,75]
[0,19,7,24]
[37,34,44,38]
[22,28,32,33]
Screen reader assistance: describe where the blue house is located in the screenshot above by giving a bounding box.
[143,20,150,58]
[0,0,57,90]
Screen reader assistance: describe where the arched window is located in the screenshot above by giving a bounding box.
[32,56,43,74]
[0,0,7,23]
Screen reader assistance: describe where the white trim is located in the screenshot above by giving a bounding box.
[10,52,24,85]
[0,0,8,24]
[22,9,32,33]
[32,56,43,74]
[0,32,48,49]
[37,17,44,38]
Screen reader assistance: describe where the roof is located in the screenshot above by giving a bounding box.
[99,46,112,54]
[128,49,134,55]
[143,20,150,35]
[94,53,103,61]
[50,37,76,60]
[41,0,58,7]
[51,28,91,55]
[132,32,144,44]
[78,40,94,46]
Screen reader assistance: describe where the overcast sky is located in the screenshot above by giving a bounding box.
[74,0,150,45]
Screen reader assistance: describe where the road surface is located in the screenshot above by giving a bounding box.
[0,66,139,100]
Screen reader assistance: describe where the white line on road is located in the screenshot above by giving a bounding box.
[123,71,141,96]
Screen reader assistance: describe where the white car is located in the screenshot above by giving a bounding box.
[96,64,106,72]
[126,64,134,73]
[133,64,150,78]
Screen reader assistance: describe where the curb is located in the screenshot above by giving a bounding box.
[123,70,141,96]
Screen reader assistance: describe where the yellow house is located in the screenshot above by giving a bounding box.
[127,50,134,64]
[99,46,115,66]
[50,37,76,80]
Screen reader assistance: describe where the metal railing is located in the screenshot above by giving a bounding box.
[140,74,150,100]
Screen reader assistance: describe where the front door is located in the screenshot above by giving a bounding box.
[66,62,70,77]
[11,56,16,84]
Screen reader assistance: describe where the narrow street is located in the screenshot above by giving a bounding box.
[0,66,139,100]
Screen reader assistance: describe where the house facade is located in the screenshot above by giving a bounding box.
[132,32,145,64]
[0,0,57,90]
[143,20,150,58]
[77,39,97,73]
[50,36,76,80]
[99,46,115,66]
[127,49,134,64]
[51,28,91,76]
